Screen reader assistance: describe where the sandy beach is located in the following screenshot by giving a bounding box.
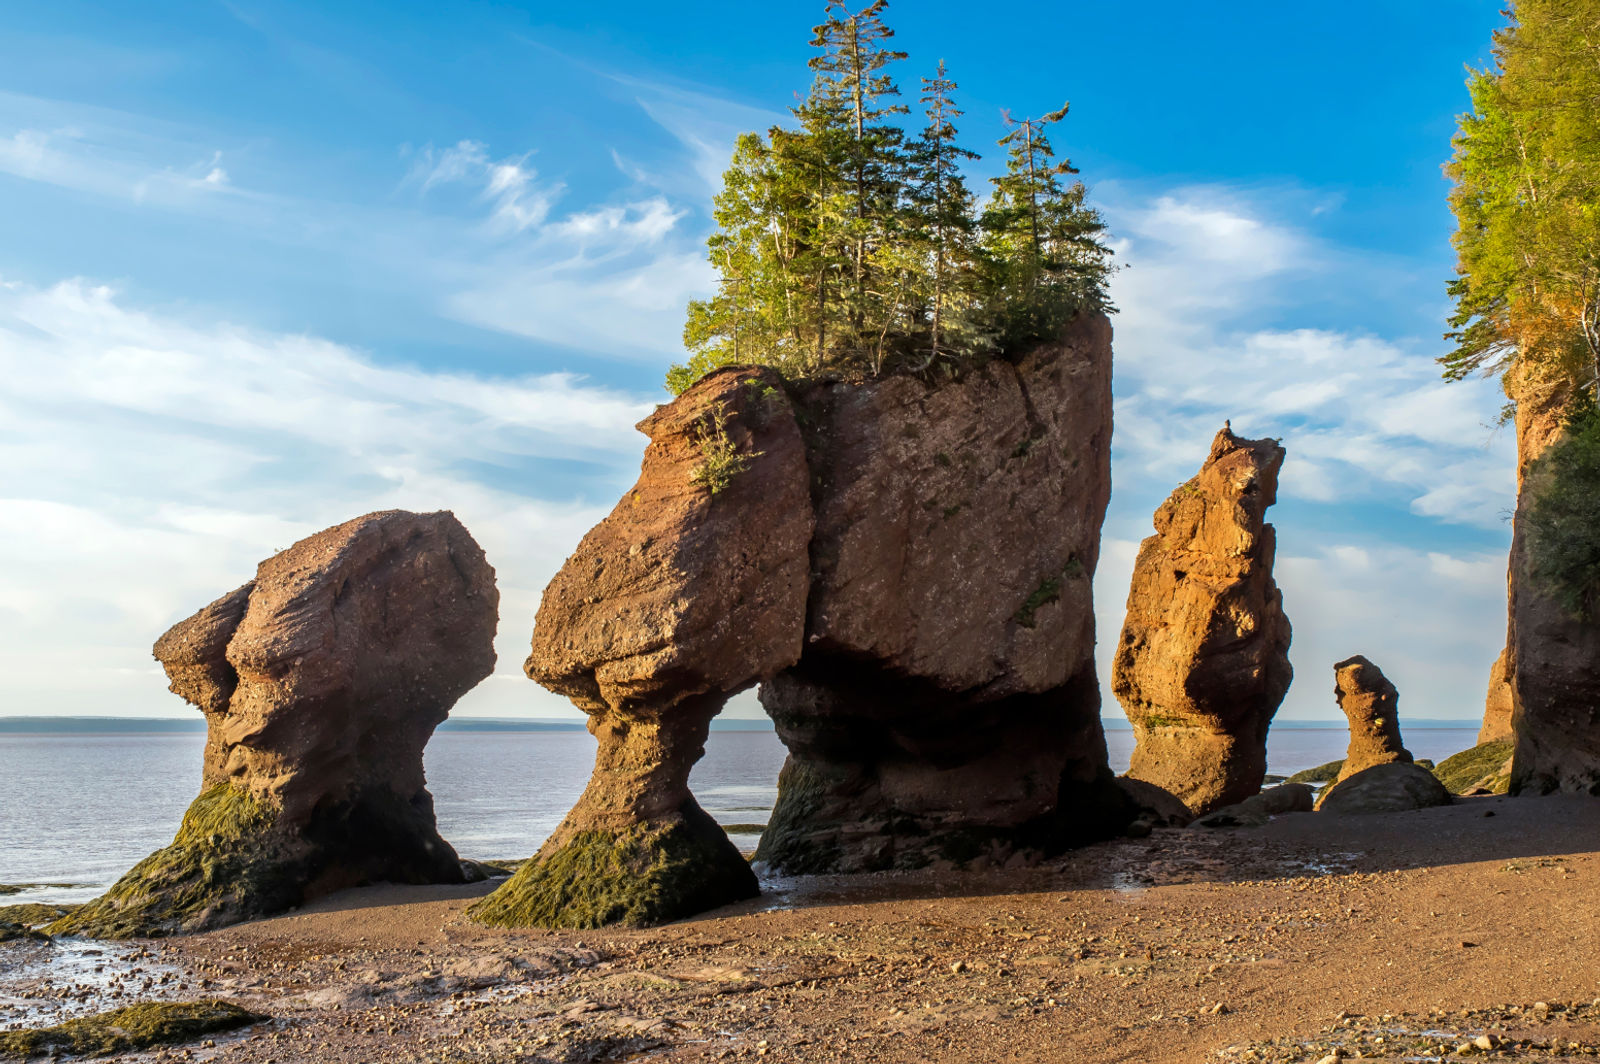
[5,794,1597,1063]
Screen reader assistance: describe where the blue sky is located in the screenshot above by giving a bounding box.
[0,0,1515,721]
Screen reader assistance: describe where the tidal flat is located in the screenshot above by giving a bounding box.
[2,794,1596,1063]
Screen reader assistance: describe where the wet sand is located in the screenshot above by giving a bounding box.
[3,793,1599,1062]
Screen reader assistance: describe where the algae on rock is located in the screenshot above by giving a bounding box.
[1433,741,1514,794]
[0,1000,261,1058]
[469,813,756,930]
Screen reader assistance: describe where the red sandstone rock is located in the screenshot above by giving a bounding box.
[59,510,498,938]
[1114,425,1293,816]
[474,366,812,928]
[1479,649,1515,745]
[758,312,1125,873]
[1332,656,1411,783]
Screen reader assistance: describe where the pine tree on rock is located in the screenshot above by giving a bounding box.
[980,103,1113,349]
[904,60,984,370]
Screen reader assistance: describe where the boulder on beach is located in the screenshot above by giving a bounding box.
[54,510,497,938]
[1316,762,1453,816]
[1193,783,1314,829]
[1434,741,1514,795]
[1117,777,1194,829]
[1332,656,1412,783]
[1115,425,1293,815]
[470,366,811,929]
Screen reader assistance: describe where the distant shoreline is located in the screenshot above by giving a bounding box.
[0,715,1482,734]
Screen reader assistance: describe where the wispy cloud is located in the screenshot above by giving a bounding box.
[0,278,653,717]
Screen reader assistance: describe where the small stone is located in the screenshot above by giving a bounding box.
[1460,940,1478,948]
[1474,1035,1497,1050]
[949,961,966,974]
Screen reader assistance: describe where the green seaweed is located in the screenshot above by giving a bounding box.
[753,760,844,873]
[0,1000,261,1058]
[0,884,77,896]
[720,823,768,833]
[48,784,301,940]
[0,903,78,928]
[1433,741,1514,794]
[467,811,758,930]
[1287,759,1345,785]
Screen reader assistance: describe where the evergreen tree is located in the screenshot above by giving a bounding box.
[980,103,1113,348]
[800,0,909,365]
[904,60,984,369]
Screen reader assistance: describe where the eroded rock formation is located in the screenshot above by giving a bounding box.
[1479,649,1515,745]
[1502,366,1600,794]
[1114,426,1293,815]
[483,314,1131,927]
[470,366,811,928]
[757,312,1127,873]
[55,511,497,938]
[1332,656,1411,783]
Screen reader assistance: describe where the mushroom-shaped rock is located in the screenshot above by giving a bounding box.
[1114,425,1293,815]
[756,313,1132,873]
[54,511,497,938]
[1316,762,1453,815]
[1333,656,1412,783]
[469,366,812,929]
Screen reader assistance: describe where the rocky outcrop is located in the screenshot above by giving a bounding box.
[1479,649,1515,744]
[54,511,496,938]
[1500,365,1600,794]
[757,312,1129,873]
[1193,783,1313,829]
[1117,777,1194,829]
[470,366,811,929]
[482,315,1131,927]
[1114,426,1293,815]
[1316,762,1453,816]
[1332,656,1411,783]
[1434,741,1514,795]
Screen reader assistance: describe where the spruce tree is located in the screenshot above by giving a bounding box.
[904,60,983,369]
[980,104,1113,348]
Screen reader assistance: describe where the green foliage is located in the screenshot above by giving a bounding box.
[1014,555,1086,628]
[668,1,1113,393]
[466,815,759,929]
[1432,741,1514,794]
[0,1000,262,1058]
[1525,405,1600,616]
[1444,1,1600,393]
[0,902,78,927]
[1286,759,1345,785]
[688,400,764,495]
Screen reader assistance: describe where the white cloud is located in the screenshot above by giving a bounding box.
[411,139,562,234]
[0,278,654,718]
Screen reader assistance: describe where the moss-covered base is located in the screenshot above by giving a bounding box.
[0,903,78,928]
[467,805,758,929]
[50,783,464,939]
[1287,759,1344,785]
[0,1000,262,1058]
[1434,741,1514,794]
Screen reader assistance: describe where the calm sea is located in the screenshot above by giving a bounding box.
[0,720,1480,905]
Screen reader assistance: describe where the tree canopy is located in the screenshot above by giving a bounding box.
[668,0,1113,394]
[1443,0,1600,399]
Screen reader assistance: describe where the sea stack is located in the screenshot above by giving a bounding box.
[54,511,498,938]
[470,366,812,929]
[1331,656,1411,783]
[1115,425,1292,815]
[757,312,1125,873]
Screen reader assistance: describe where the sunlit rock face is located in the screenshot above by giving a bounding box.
[57,510,498,938]
[1114,425,1292,817]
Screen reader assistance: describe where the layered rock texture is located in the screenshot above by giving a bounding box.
[1114,426,1293,815]
[483,314,1130,927]
[757,313,1123,873]
[471,366,810,929]
[55,511,497,938]
[1332,656,1412,784]
[1500,367,1600,794]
